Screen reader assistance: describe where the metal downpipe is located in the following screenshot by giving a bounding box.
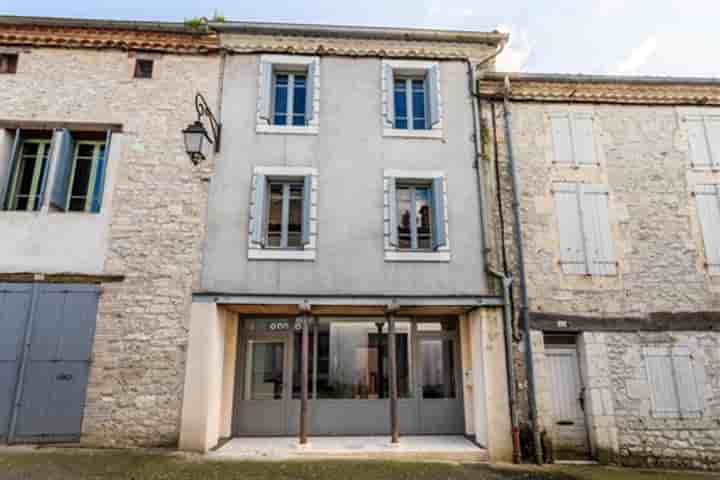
[502,75,543,464]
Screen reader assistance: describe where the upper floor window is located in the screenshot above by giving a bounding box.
[3,136,52,211]
[257,55,319,134]
[382,61,442,138]
[267,180,304,248]
[694,184,720,275]
[549,112,597,166]
[272,72,307,126]
[0,53,18,74]
[553,182,616,276]
[686,114,720,169]
[397,184,433,249]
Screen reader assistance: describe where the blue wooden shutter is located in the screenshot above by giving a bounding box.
[36,130,57,210]
[672,347,703,416]
[387,177,398,246]
[383,63,395,127]
[431,176,447,250]
[427,64,441,126]
[50,129,75,211]
[301,174,312,245]
[644,347,679,417]
[305,61,316,124]
[90,130,112,213]
[687,116,712,168]
[550,114,573,165]
[258,61,273,124]
[554,183,588,274]
[581,185,616,275]
[250,174,267,246]
[572,113,596,165]
[1,128,22,210]
[695,184,720,275]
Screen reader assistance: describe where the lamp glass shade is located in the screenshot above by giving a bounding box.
[182,121,208,158]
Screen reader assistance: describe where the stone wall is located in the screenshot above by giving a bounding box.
[0,46,219,446]
[482,99,720,468]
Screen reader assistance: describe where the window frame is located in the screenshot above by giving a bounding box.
[264,179,305,249]
[382,60,442,139]
[64,141,105,213]
[6,138,52,212]
[133,58,154,79]
[393,76,429,131]
[395,182,433,251]
[0,53,18,74]
[271,71,308,127]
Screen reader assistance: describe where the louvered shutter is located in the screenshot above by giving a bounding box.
[550,114,573,165]
[301,174,312,245]
[554,182,588,274]
[50,129,75,211]
[383,63,395,127]
[250,174,267,246]
[431,176,447,250]
[687,117,712,167]
[572,113,596,165]
[581,185,616,275]
[304,61,316,124]
[695,184,720,275]
[645,347,679,417]
[706,116,720,167]
[672,347,703,416]
[258,61,273,124]
[427,64,441,126]
[387,177,398,246]
[1,128,22,210]
[36,130,57,209]
[90,130,112,213]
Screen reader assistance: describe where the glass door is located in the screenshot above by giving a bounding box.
[245,340,286,401]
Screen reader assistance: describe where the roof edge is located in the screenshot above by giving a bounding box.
[482,71,720,86]
[0,15,205,34]
[210,21,508,45]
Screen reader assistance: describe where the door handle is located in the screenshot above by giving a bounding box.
[56,373,73,381]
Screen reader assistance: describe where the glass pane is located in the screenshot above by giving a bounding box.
[397,186,411,249]
[412,79,427,130]
[393,79,408,129]
[248,341,284,400]
[16,156,37,203]
[69,156,93,212]
[273,74,289,125]
[287,183,303,247]
[420,338,456,399]
[415,187,432,249]
[315,319,411,399]
[267,183,283,247]
[77,144,95,158]
[292,75,307,126]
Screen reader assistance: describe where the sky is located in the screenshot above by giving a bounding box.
[1,0,718,77]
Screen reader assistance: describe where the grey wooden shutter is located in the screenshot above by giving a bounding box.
[672,347,703,416]
[50,129,75,211]
[550,114,573,165]
[572,113,596,165]
[553,182,588,274]
[431,176,447,250]
[90,130,112,213]
[707,116,720,167]
[644,347,679,417]
[427,64,441,126]
[304,61,316,124]
[250,174,267,246]
[687,117,712,168]
[387,177,398,246]
[1,128,22,210]
[581,185,616,275]
[695,184,720,275]
[301,174,312,245]
[258,61,273,124]
[383,63,395,127]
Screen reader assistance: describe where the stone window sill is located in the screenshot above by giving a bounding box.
[384,250,450,262]
[248,248,316,261]
[256,124,319,135]
[382,128,443,140]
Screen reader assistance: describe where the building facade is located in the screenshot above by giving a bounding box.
[478,74,720,470]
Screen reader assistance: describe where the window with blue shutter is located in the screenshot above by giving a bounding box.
[4,129,53,212]
[257,56,318,130]
[383,61,442,133]
[644,346,704,418]
[390,176,446,251]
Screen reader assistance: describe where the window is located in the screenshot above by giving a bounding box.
[686,115,720,169]
[397,184,433,249]
[249,167,317,260]
[644,346,703,418]
[0,53,18,74]
[382,61,441,137]
[550,112,597,166]
[133,59,154,79]
[3,136,52,211]
[695,185,720,275]
[553,182,616,276]
[272,73,307,126]
[257,55,318,133]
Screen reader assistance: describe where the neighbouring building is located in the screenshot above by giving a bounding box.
[478,73,720,470]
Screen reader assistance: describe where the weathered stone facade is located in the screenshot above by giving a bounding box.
[0,41,219,446]
[479,76,720,469]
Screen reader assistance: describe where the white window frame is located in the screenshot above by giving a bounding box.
[64,141,104,213]
[685,114,720,170]
[5,138,51,211]
[257,55,320,135]
[248,166,318,261]
[643,345,704,419]
[382,60,443,139]
[384,169,450,262]
[271,72,308,127]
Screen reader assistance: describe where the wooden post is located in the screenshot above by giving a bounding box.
[386,303,400,444]
[299,304,311,445]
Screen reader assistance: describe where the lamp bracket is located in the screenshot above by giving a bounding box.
[195,92,221,153]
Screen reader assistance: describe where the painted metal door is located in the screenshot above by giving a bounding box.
[0,284,99,444]
[546,346,590,459]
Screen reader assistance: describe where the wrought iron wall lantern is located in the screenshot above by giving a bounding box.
[183,93,221,165]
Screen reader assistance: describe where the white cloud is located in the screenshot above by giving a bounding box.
[495,24,532,72]
[612,35,658,75]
